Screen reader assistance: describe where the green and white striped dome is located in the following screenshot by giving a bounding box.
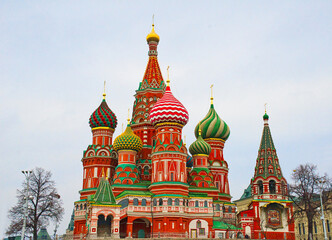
[189,133,211,156]
[194,104,230,141]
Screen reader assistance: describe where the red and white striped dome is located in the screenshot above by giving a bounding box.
[149,85,189,126]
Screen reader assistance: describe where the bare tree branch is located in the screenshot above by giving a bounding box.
[6,167,64,240]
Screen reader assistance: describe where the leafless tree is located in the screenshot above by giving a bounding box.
[6,167,64,240]
[289,164,332,240]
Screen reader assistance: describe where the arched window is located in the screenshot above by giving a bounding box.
[153,199,157,206]
[195,200,199,207]
[168,198,173,206]
[204,201,208,207]
[141,199,147,206]
[269,180,276,194]
[228,206,232,213]
[175,199,180,206]
[159,198,163,206]
[133,198,139,206]
[144,166,149,175]
[196,220,201,228]
[80,204,83,210]
[258,180,263,194]
[216,204,220,211]
[119,199,129,209]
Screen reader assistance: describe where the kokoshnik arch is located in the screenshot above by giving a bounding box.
[67,24,294,240]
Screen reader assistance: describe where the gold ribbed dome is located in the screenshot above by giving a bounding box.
[146,24,160,42]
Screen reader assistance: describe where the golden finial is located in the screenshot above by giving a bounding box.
[122,123,124,133]
[127,109,130,125]
[198,124,202,136]
[166,66,170,86]
[184,135,186,146]
[103,81,106,99]
[264,103,267,113]
[152,14,154,27]
[210,84,214,104]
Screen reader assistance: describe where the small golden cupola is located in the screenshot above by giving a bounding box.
[146,24,160,43]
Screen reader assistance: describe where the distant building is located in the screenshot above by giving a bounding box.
[294,198,332,240]
[235,112,295,240]
[37,228,52,240]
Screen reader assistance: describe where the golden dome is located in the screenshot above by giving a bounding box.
[146,24,160,42]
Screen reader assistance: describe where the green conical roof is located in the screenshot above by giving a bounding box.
[194,104,230,141]
[93,177,116,205]
[113,123,143,152]
[37,228,52,240]
[254,113,284,179]
[189,132,211,156]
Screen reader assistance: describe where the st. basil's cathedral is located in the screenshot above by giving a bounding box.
[67,24,295,239]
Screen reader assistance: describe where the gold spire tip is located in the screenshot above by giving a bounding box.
[166,66,170,86]
[127,109,130,124]
[103,81,106,99]
[210,84,214,104]
[264,103,267,113]
[152,14,154,27]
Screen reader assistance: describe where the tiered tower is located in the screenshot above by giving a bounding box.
[235,111,294,240]
[74,90,118,235]
[194,93,231,202]
[149,75,189,196]
[131,24,166,181]
[112,119,143,186]
[189,129,214,188]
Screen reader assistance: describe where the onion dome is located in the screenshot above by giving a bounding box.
[89,98,117,129]
[263,112,269,120]
[194,103,230,141]
[146,24,160,43]
[113,123,143,152]
[189,130,212,156]
[186,155,193,168]
[149,84,189,126]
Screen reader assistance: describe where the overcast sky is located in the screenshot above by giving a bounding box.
[1,1,331,237]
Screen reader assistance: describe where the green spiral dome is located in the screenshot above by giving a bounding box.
[189,134,211,156]
[113,124,142,152]
[194,104,230,141]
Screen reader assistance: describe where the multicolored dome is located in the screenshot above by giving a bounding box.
[89,99,117,129]
[146,24,160,43]
[194,103,230,141]
[189,133,211,156]
[113,124,143,152]
[149,85,189,126]
[186,155,193,168]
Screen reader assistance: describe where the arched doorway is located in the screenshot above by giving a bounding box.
[132,218,151,238]
[119,217,128,238]
[97,214,113,237]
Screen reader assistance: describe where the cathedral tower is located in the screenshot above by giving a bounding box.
[131,24,166,182]
[149,76,189,196]
[194,93,231,202]
[80,91,118,200]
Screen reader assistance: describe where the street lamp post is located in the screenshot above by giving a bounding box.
[318,180,328,240]
[21,170,33,240]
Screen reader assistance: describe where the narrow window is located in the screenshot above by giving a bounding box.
[197,220,201,228]
[168,198,172,206]
[133,198,139,206]
[171,172,174,181]
[195,201,199,207]
[298,223,301,235]
[204,201,208,207]
[314,221,317,233]
[327,220,330,232]
[141,199,146,206]
[258,181,263,194]
[159,198,163,206]
[302,223,305,234]
[269,180,276,194]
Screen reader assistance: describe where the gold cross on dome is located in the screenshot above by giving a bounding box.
[210,84,214,104]
[103,81,106,99]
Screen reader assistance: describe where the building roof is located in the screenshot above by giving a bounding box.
[89,99,117,130]
[93,177,116,205]
[253,112,284,180]
[239,184,252,200]
[37,228,52,240]
[194,103,230,141]
[212,221,242,230]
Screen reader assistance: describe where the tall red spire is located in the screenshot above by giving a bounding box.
[131,24,166,181]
